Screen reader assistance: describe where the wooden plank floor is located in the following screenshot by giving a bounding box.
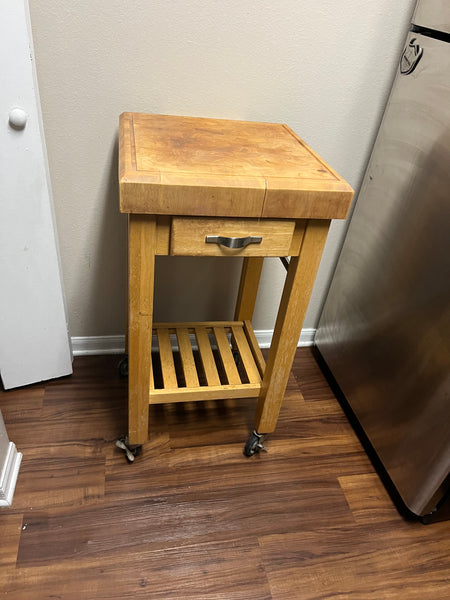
[1,348,449,599]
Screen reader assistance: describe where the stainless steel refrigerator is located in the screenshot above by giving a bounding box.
[315,0,450,522]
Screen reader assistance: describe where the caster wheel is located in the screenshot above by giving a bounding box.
[115,436,141,462]
[244,430,267,457]
[118,355,128,378]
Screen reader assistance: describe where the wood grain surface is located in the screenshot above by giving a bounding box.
[127,215,156,444]
[1,350,449,600]
[256,220,330,433]
[119,113,353,218]
[170,217,296,257]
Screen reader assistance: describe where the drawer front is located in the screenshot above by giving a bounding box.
[170,217,295,257]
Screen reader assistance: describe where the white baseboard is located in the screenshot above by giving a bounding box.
[71,328,316,356]
[297,328,317,347]
[0,442,22,508]
[71,335,125,356]
[249,328,316,349]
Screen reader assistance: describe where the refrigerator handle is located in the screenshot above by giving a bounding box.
[400,37,423,75]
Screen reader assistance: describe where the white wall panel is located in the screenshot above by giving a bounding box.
[28,0,416,336]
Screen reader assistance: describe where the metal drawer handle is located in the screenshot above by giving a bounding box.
[205,235,262,249]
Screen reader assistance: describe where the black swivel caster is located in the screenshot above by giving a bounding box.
[118,355,128,378]
[115,436,141,462]
[244,430,267,457]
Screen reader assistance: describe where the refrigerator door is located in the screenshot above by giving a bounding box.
[316,31,450,517]
[412,0,450,34]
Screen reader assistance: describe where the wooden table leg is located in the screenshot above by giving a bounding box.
[124,215,129,355]
[128,215,156,445]
[255,219,330,434]
[234,257,264,321]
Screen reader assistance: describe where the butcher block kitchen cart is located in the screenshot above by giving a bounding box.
[118,112,353,459]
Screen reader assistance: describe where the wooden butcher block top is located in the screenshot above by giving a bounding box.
[119,113,353,219]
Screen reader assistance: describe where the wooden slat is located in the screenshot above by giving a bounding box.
[176,328,199,388]
[195,327,221,386]
[149,359,155,391]
[243,320,266,377]
[157,328,178,389]
[153,320,243,331]
[213,327,241,385]
[149,383,261,404]
[231,326,261,384]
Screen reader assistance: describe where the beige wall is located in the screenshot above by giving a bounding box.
[28,0,416,338]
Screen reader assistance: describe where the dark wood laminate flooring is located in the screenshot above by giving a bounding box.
[1,348,449,599]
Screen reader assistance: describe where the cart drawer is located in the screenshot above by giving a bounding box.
[170,217,295,256]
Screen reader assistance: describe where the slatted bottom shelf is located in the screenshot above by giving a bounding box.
[149,320,266,404]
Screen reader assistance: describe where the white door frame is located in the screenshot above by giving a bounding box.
[0,410,22,508]
[0,0,72,390]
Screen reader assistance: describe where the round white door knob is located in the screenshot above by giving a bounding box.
[9,108,28,129]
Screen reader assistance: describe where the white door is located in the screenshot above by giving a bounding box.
[0,0,72,389]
